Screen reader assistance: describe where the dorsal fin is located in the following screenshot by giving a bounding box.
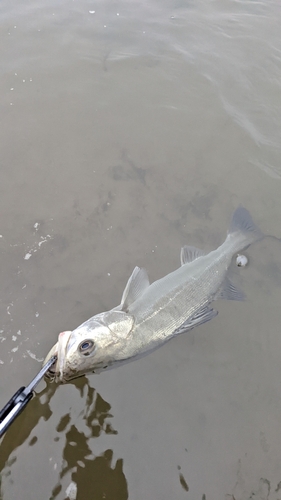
[180,245,205,265]
[120,266,150,310]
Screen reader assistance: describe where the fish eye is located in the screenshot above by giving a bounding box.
[78,339,95,356]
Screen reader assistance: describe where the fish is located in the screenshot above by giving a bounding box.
[43,207,263,383]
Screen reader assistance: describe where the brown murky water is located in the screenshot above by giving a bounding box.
[1,0,281,499]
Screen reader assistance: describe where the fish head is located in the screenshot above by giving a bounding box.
[43,310,134,383]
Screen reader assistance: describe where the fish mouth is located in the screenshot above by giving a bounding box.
[43,342,59,381]
[44,331,72,383]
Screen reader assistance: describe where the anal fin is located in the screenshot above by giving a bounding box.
[215,276,245,301]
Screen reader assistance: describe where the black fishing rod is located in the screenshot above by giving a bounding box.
[0,355,57,438]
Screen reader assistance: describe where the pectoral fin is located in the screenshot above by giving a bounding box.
[173,305,218,335]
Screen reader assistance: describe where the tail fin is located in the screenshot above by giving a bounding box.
[228,206,263,248]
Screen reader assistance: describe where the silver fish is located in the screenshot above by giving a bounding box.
[44,207,263,383]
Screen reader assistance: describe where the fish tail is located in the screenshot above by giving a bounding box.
[227,206,264,251]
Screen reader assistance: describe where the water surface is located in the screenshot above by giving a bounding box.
[1,1,281,499]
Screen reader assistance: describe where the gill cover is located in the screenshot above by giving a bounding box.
[104,310,134,338]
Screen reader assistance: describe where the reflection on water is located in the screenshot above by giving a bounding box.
[0,378,127,500]
[71,450,128,500]
[0,383,56,472]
